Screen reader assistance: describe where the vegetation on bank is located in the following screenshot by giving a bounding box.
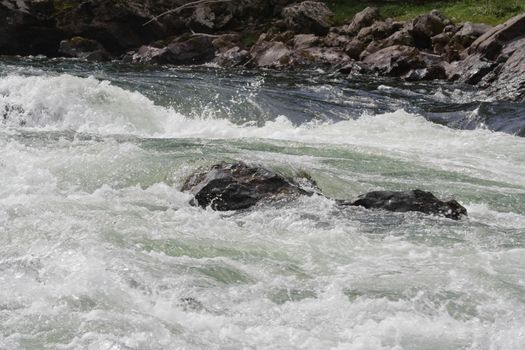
[327,0,525,25]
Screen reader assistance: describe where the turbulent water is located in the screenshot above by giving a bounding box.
[1,57,525,350]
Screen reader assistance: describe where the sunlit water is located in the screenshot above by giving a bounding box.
[1,57,524,349]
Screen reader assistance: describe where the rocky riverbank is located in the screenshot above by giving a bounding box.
[1,0,524,101]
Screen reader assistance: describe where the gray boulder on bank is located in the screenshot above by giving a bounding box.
[182,162,468,220]
[281,1,334,35]
[451,13,525,101]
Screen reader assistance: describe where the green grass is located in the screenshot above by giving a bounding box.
[327,0,525,26]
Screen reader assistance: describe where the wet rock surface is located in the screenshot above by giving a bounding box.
[344,189,468,220]
[183,163,467,220]
[182,162,314,211]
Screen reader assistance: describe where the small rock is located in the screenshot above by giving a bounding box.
[345,189,467,220]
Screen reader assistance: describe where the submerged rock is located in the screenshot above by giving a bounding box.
[183,163,468,220]
[182,162,314,211]
[344,189,467,220]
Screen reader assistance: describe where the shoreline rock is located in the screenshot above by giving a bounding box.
[1,0,524,102]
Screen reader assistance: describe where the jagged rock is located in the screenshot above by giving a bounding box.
[482,46,525,101]
[131,34,215,65]
[362,45,426,76]
[182,162,314,210]
[213,46,249,67]
[412,10,448,49]
[469,13,525,57]
[344,189,467,220]
[281,1,333,35]
[58,36,111,61]
[341,7,379,35]
[249,41,292,67]
[453,22,492,48]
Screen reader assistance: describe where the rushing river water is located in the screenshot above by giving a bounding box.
[1,57,525,349]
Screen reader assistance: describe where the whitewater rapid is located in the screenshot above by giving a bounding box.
[1,69,524,349]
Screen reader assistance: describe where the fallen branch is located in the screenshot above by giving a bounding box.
[143,0,233,26]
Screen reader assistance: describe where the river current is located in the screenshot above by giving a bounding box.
[1,57,524,349]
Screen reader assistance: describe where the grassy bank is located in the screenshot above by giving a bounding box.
[327,0,525,25]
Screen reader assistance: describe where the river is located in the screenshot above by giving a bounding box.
[1,57,524,349]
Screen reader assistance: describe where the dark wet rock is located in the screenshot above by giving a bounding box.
[281,1,333,35]
[412,10,448,49]
[341,7,379,35]
[58,36,111,61]
[362,45,426,76]
[344,189,467,220]
[182,162,314,211]
[482,46,525,101]
[214,46,249,67]
[449,53,499,84]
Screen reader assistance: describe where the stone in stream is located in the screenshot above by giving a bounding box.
[181,162,315,211]
[183,163,468,220]
[343,189,468,220]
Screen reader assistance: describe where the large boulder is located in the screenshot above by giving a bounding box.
[469,13,525,57]
[182,162,313,210]
[341,7,379,35]
[411,10,448,49]
[362,45,426,76]
[281,1,334,35]
[345,189,467,220]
